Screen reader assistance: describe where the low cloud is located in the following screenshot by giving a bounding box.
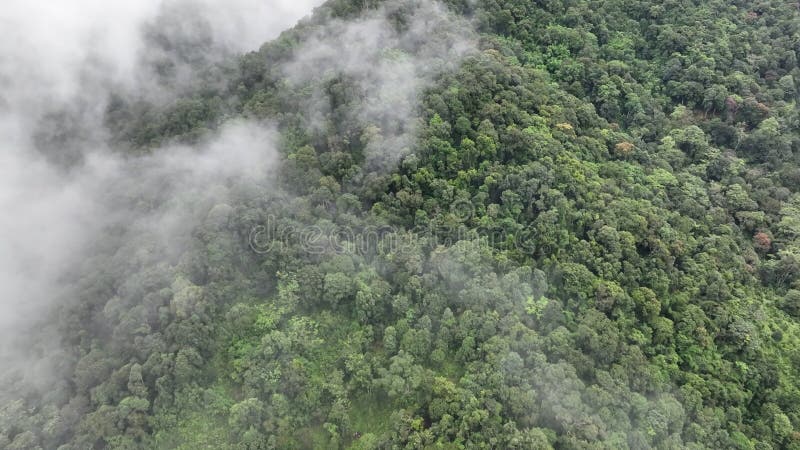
[284,0,476,171]
[0,119,279,395]
[0,0,318,398]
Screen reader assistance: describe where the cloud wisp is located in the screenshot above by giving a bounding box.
[0,0,321,399]
[284,0,477,172]
[0,1,482,446]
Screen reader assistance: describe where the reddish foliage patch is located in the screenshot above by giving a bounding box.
[754,232,772,252]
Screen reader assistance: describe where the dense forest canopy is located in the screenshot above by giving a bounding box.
[2,0,800,448]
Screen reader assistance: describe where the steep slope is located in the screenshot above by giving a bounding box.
[2,0,800,449]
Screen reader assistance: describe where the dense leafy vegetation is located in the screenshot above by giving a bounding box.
[3,0,800,448]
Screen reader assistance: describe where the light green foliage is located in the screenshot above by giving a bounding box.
[7,0,800,448]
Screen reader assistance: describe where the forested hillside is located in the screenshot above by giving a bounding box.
[2,0,800,448]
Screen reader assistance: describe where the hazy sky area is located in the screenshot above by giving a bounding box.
[0,0,323,382]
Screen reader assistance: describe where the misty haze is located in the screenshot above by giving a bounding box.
[2,0,800,449]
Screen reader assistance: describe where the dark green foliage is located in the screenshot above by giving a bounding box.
[4,0,800,448]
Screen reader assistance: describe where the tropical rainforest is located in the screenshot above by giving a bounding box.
[2,0,800,448]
